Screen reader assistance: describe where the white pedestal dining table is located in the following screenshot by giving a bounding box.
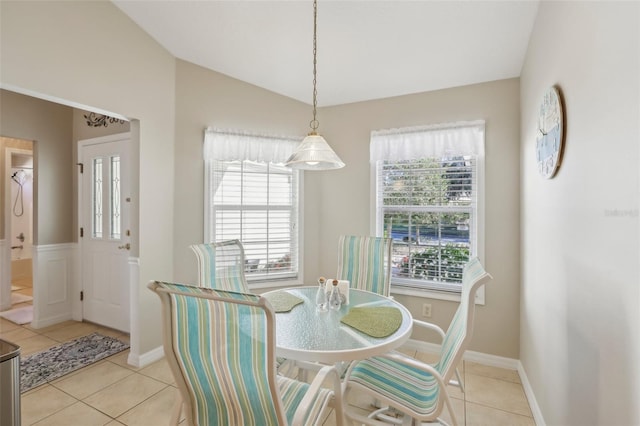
[263,286,413,365]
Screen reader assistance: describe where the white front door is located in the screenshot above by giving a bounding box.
[79,133,131,332]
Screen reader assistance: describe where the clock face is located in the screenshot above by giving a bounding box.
[536,87,564,178]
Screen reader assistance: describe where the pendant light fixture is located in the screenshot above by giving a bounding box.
[285,0,345,170]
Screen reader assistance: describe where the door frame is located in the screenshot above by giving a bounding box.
[2,146,35,311]
[76,132,132,330]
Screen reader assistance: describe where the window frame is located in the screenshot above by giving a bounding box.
[369,122,485,304]
[204,129,304,289]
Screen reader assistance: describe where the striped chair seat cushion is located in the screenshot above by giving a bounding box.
[348,355,440,417]
[277,375,333,425]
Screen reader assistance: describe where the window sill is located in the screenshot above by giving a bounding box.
[248,277,304,291]
[391,285,485,305]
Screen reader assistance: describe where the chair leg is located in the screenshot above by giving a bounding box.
[170,396,183,426]
[448,368,465,394]
[441,392,458,426]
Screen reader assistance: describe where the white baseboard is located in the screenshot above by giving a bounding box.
[403,338,543,425]
[31,312,73,329]
[402,338,520,369]
[517,361,546,426]
[128,345,164,368]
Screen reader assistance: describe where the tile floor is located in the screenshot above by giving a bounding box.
[1,290,535,425]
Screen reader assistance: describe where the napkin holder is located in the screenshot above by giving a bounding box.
[325,279,350,305]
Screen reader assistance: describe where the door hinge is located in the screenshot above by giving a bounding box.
[80,291,84,301]
[77,162,84,174]
[80,227,84,238]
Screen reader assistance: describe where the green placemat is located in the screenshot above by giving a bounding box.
[340,307,402,338]
[265,292,304,313]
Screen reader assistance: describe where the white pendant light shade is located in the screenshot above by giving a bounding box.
[286,133,345,170]
[285,0,345,171]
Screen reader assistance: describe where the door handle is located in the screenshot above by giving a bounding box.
[118,243,131,250]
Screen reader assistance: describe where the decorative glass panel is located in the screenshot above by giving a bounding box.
[93,158,103,238]
[110,156,121,239]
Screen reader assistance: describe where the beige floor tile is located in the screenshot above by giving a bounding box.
[345,387,379,410]
[106,421,126,425]
[138,358,176,385]
[16,287,34,297]
[0,325,38,342]
[25,320,78,334]
[42,322,99,342]
[0,318,21,333]
[83,373,167,418]
[319,408,346,426]
[23,382,51,396]
[17,334,59,356]
[465,361,521,383]
[106,350,141,371]
[11,301,32,310]
[344,404,380,425]
[466,401,536,426]
[51,360,135,399]
[117,386,182,425]
[31,401,112,426]
[465,373,532,417]
[21,384,77,425]
[438,394,465,425]
[95,326,130,343]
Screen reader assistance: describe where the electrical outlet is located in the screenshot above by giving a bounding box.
[422,303,432,318]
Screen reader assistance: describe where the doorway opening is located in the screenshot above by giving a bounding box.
[2,141,35,321]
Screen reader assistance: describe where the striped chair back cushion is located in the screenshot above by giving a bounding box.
[190,241,249,292]
[163,283,282,425]
[436,257,490,380]
[336,235,392,296]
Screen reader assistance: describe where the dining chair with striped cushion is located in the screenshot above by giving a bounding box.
[336,235,392,297]
[342,257,492,426]
[190,240,249,292]
[148,281,345,426]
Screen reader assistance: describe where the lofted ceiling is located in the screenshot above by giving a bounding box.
[113,0,540,107]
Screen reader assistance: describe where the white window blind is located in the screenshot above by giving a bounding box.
[204,128,301,282]
[371,121,485,293]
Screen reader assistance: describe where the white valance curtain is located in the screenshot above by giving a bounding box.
[204,128,301,164]
[370,120,485,162]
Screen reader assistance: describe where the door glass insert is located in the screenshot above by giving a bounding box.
[93,158,103,238]
[110,156,121,239]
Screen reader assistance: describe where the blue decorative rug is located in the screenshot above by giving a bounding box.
[20,332,129,393]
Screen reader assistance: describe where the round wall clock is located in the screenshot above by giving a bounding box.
[536,86,565,178]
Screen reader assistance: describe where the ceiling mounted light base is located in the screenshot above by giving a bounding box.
[285,133,345,170]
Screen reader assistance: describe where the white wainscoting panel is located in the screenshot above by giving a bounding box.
[31,243,77,329]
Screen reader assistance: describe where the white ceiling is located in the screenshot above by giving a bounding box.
[113,0,540,107]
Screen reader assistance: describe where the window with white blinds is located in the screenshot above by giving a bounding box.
[371,121,484,294]
[204,129,301,283]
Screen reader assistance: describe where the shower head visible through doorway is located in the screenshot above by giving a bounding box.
[11,169,28,217]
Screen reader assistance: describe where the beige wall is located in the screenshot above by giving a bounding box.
[0,90,73,245]
[520,2,639,424]
[173,61,521,359]
[319,79,521,358]
[173,60,321,284]
[1,0,176,355]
